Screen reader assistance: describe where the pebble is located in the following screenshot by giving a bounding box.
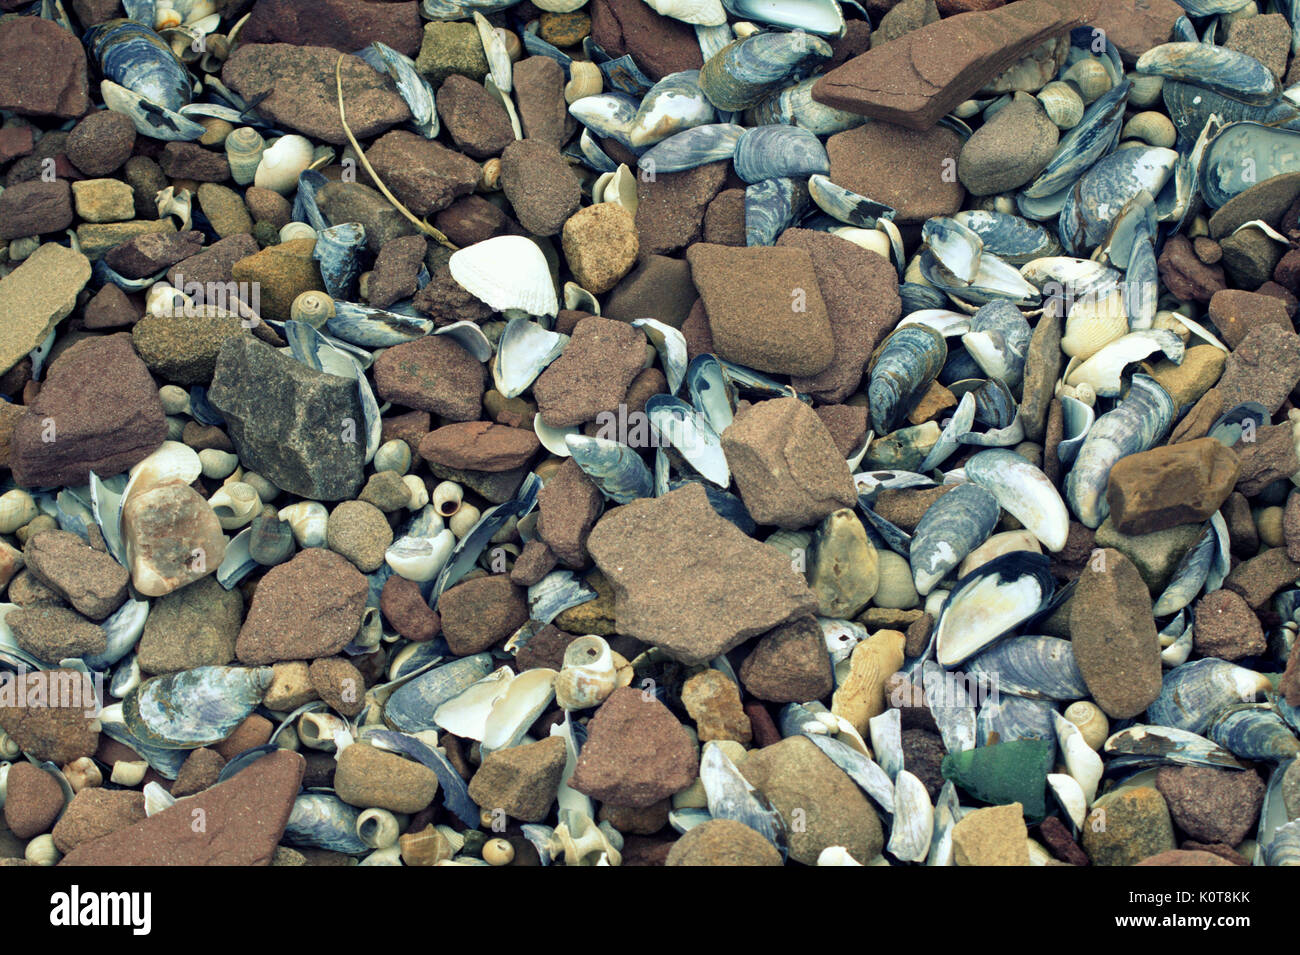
[1105,438,1240,535]
[326,500,393,573]
[171,748,227,798]
[3,762,65,839]
[1225,13,1291,81]
[1082,787,1176,867]
[419,421,540,472]
[737,616,834,703]
[367,235,427,309]
[588,483,818,663]
[500,138,582,237]
[1155,766,1265,846]
[416,20,489,85]
[741,735,884,865]
[571,687,698,807]
[197,183,254,238]
[308,657,366,718]
[0,669,101,765]
[958,92,1058,195]
[50,789,147,855]
[824,122,965,224]
[0,242,89,377]
[534,316,646,427]
[379,575,441,642]
[71,178,136,224]
[241,0,422,57]
[373,333,485,423]
[106,230,205,281]
[561,203,639,294]
[589,0,703,82]
[0,17,90,119]
[209,334,365,500]
[722,397,858,528]
[235,548,368,664]
[8,605,106,665]
[635,162,728,259]
[23,530,128,622]
[1159,234,1227,303]
[467,736,568,822]
[952,802,1030,866]
[437,74,515,160]
[666,818,782,866]
[1224,547,1300,610]
[536,457,604,568]
[942,739,1054,821]
[231,239,326,323]
[1192,589,1267,661]
[365,131,481,217]
[513,57,570,149]
[1233,423,1298,496]
[681,670,752,744]
[437,575,529,655]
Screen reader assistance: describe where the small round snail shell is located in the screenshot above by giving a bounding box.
[255,134,315,195]
[199,448,239,480]
[374,439,412,475]
[432,480,463,517]
[0,728,20,760]
[0,488,39,535]
[278,501,328,547]
[448,503,480,539]
[555,635,619,710]
[8,236,38,262]
[63,756,103,793]
[499,27,522,62]
[25,833,60,867]
[290,289,335,328]
[359,846,404,866]
[564,60,603,104]
[1061,58,1112,104]
[242,471,279,505]
[480,157,502,192]
[1036,80,1083,130]
[482,838,514,866]
[158,384,191,416]
[198,116,233,147]
[1063,700,1108,750]
[154,2,182,30]
[1121,110,1176,149]
[225,126,265,186]
[298,711,349,750]
[403,475,430,510]
[356,807,401,849]
[209,481,261,530]
[279,221,317,243]
[1127,72,1164,108]
[199,33,231,72]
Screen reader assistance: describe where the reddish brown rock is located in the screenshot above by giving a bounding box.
[0,17,90,119]
[433,195,521,248]
[778,229,901,402]
[811,0,1088,129]
[0,669,100,765]
[437,575,529,655]
[418,421,540,472]
[1135,849,1236,866]
[1155,766,1265,845]
[739,615,834,703]
[721,397,858,529]
[1223,547,1300,610]
[1069,549,1162,719]
[158,142,229,182]
[2,762,65,839]
[509,539,558,587]
[536,457,604,569]
[50,788,146,854]
[513,56,570,149]
[500,138,582,237]
[59,750,305,865]
[824,122,965,224]
[570,686,698,807]
[23,530,129,621]
[380,574,441,642]
[235,548,369,664]
[702,187,747,247]
[587,483,819,664]
[687,243,835,377]
[373,334,485,422]
[105,229,205,280]
[815,404,870,458]
[8,333,166,489]
[0,180,74,242]
[65,111,135,177]
[1105,438,1240,535]
[1193,589,1266,661]
[240,0,422,56]
[1159,235,1227,303]
[1039,814,1089,865]
[1233,423,1299,497]
[309,656,365,717]
[1208,289,1292,349]
[437,73,515,159]
[467,735,567,822]
[366,234,427,309]
[635,161,729,258]
[1089,0,1184,64]
[364,130,480,216]
[588,0,704,81]
[534,316,647,428]
[1217,324,1300,415]
[171,748,226,798]
[222,44,411,144]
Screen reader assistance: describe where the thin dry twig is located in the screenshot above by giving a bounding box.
[334,55,458,251]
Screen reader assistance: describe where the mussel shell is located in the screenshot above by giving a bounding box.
[1200,122,1300,208]
[1136,41,1279,106]
[807,174,895,228]
[283,793,369,854]
[123,665,272,749]
[1021,80,1129,200]
[744,175,808,246]
[384,653,494,733]
[866,324,947,435]
[965,448,1068,552]
[626,70,715,148]
[1058,146,1179,255]
[565,434,653,503]
[961,299,1032,387]
[1206,703,1300,762]
[952,210,1059,265]
[636,122,745,174]
[1146,657,1272,735]
[932,551,1055,667]
[976,692,1057,746]
[698,31,833,112]
[86,18,193,113]
[700,742,787,855]
[910,482,999,596]
[732,124,829,183]
[968,636,1087,701]
[1102,723,1246,770]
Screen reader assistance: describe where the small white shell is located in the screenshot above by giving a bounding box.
[448,235,559,317]
[0,489,38,535]
[209,481,260,530]
[643,0,727,26]
[565,60,603,105]
[1062,58,1112,104]
[25,833,60,866]
[1036,80,1084,129]
[255,134,315,195]
[356,807,401,849]
[373,439,412,475]
[158,384,191,416]
[279,222,317,243]
[555,635,619,710]
[278,501,328,547]
[432,480,463,517]
[449,503,480,539]
[403,474,430,510]
[1060,288,1129,359]
[198,448,239,480]
[122,440,203,505]
[384,529,455,582]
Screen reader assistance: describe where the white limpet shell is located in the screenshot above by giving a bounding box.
[254,134,314,195]
[645,0,727,26]
[278,501,328,548]
[449,235,559,318]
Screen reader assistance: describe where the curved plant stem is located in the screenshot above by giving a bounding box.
[335,55,458,251]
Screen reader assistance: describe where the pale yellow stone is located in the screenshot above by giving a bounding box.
[831,628,905,735]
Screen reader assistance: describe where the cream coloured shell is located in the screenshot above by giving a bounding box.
[225,126,265,186]
[158,383,192,416]
[1122,110,1176,149]
[564,60,603,105]
[290,290,335,328]
[644,0,727,26]
[278,501,328,548]
[448,234,559,317]
[1061,58,1112,104]
[374,439,412,475]
[279,222,317,243]
[1060,287,1128,359]
[209,481,260,530]
[254,134,314,194]
[1036,80,1083,129]
[1063,700,1108,750]
[554,635,619,710]
[0,488,38,535]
